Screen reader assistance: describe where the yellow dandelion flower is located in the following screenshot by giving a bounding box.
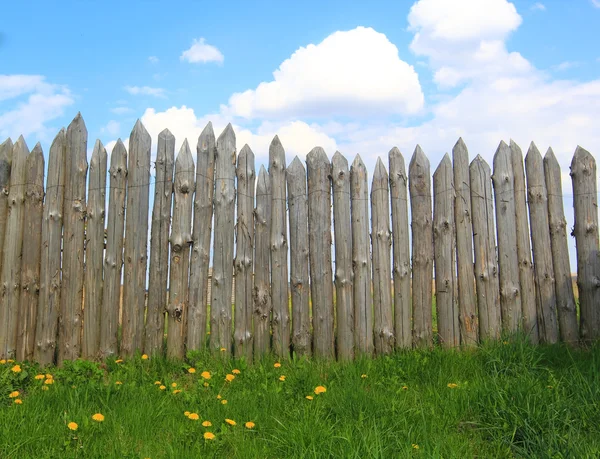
[245,421,255,429]
[141,354,148,360]
[9,391,19,398]
[45,374,53,379]
[279,375,286,382]
[0,359,5,364]
[68,422,78,431]
[171,382,177,388]
[274,362,281,368]
[204,432,215,440]
[154,381,162,385]
[115,381,123,385]
[305,395,313,400]
[447,383,458,389]
[7,359,14,363]
[115,359,123,363]
[412,444,419,449]
[314,386,326,394]
[225,374,235,382]
[41,386,49,391]
[361,374,368,379]
[220,347,226,352]
[232,369,241,375]
[159,385,166,390]
[184,411,191,417]
[35,374,45,380]
[202,420,212,427]
[225,419,236,426]
[172,389,182,394]
[203,382,209,387]
[221,399,227,405]
[14,399,22,404]
[188,368,196,374]
[188,413,200,421]
[216,394,222,399]
[11,365,21,373]
[44,379,54,385]
[92,413,105,422]
[201,371,211,379]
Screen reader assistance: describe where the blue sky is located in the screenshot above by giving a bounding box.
[1,0,599,269]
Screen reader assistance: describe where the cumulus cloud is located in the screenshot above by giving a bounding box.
[148,56,159,64]
[102,120,120,136]
[180,38,224,64]
[124,85,166,98]
[0,74,73,139]
[222,26,424,120]
[531,2,546,11]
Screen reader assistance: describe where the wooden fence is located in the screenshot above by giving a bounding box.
[0,113,598,365]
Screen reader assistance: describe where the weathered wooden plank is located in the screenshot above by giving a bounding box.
[166,140,194,359]
[253,166,272,357]
[389,147,411,349]
[492,141,522,335]
[99,140,127,359]
[210,124,236,356]
[307,147,334,359]
[35,129,66,365]
[269,136,290,359]
[82,140,107,360]
[15,144,44,361]
[121,120,151,357]
[570,146,600,342]
[544,148,578,343]
[234,144,254,361]
[510,140,538,343]
[145,129,174,356]
[332,151,354,360]
[59,114,88,363]
[452,139,478,346]
[525,143,559,343]
[409,145,433,348]
[433,154,459,348]
[351,155,373,355]
[470,155,501,340]
[188,123,216,351]
[371,158,394,354]
[0,138,12,278]
[287,157,311,357]
[0,137,28,359]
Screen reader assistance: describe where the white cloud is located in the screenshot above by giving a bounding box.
[592,0,600,8]
[148,56,159,64]
[222,26,424,119]
[552,61,580,71]
[124,85,166,98]
[531,2,546,11]
[102,120,120,136]
[180,38,224,64]
[0,74,73,139]
[111,106,133,115]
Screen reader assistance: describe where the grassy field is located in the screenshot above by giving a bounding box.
[1,339,599,458]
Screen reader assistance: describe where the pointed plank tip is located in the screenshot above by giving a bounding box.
[410,144,429,169]
[159,128,174,140]
[32,142,43,155]
[218,123,235,142]
[373,156,388,177]
[306,146,329,165]
[288,155,305,172]
[331,150,348,169]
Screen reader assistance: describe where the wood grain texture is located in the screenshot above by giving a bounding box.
[371,158,394,354]
[35,129,66,365]
[59,114,88,363]
[544,148,578,343]
[0,138,12,279]
[100,140,127,359]
[470,156,501,340]
[234,144,254,361]
[452,139,477,346]
[332,151,354,360]
[145,129,174,356]
[307,147,334,359]
[409,146,433,348]
[287,157,311,357]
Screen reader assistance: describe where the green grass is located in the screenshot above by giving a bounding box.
[1,339,599,458]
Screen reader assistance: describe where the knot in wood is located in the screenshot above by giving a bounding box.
[586,223,597,234]
[181,183,190,194]
[174,306,183,322]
